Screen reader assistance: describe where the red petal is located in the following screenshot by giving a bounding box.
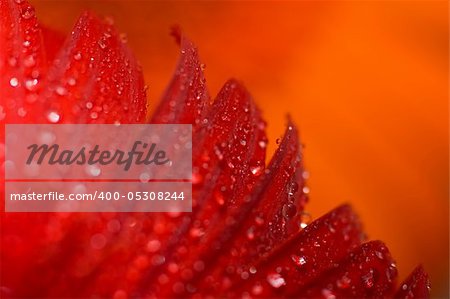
[195,119,307,294]
[222,204,363,297]
[42,12,147,124]
[150,31,210,128]
[135,79,267,296]
[0,0,47,123]
[299,240,398,298]
[395,265,430,299]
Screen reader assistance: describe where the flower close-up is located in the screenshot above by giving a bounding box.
[1,0,448,298]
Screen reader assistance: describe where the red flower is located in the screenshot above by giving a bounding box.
[0,1,430,298]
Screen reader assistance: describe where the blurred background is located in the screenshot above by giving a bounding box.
[32,1,449,297]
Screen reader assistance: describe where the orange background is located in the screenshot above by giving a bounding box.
[32,1,449,296]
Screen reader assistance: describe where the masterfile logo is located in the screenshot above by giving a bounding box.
[4,124,192,212]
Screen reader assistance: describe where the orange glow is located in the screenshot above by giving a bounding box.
[31,1,449,296]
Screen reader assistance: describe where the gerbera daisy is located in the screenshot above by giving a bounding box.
[0,1,430,298]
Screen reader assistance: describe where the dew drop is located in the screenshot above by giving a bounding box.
[266,273,286,289]
[25,78,38,91]
[85,101,93,109]
[9,77,19,87]
[255,215,264,226]
[168,262,179,274]
[336,275,351,289]
[192,172,203,185]
[139,172,150,183]
[241,271,249,280]
[361,269,374,289]
[8,57,17,67]
[299,211,312,229]
[98,39,107,50]
[375,251,384,260]
[90,233,107,249]
[17,107,27,117]
[282,203,297,219]
[86,165,101,177]
[250,165,264,176]
[24,55,35,67]
[321,289,336,299]
[258,140,267,148]
[73,52,82,61]
[246,227,255,240]
[55,86,67,96]
[240,140,247,146]
[189,227,205,238]
[46,111,61,123]
[291,255,307,267]
[21,6,35,19]
[146,239,161,253]
[252,283,263,295]
[67,77,76,86]
[302,171,310,179]
[90,112,98,119]
[215,192,225,206]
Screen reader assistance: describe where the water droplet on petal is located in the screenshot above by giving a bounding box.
[321,289,336,299]
[146,239,161,253]
[246,227,255,240]
[299,211,312,229]
[67,77,76,86]
[46,111,61,123]
[17,107,27,117]
[25,78,38,91]
[282,203,297,219]
[361,269,375,289]
[252,283,263,295]
[73,52,82,61]
[291,255,307,267]
[55,86,67,96]
[90,112,98,119]
[250,165,264,176]
[98,39,107,50]
[21,6,35,19]
[90,233,107,249]
[24,55,35,67]
[140,172,150,183]
[86,165,101,177]
[336,275,351,289]
[266,273,286,289]
[9,77,19,87]
[8,57,17,67]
